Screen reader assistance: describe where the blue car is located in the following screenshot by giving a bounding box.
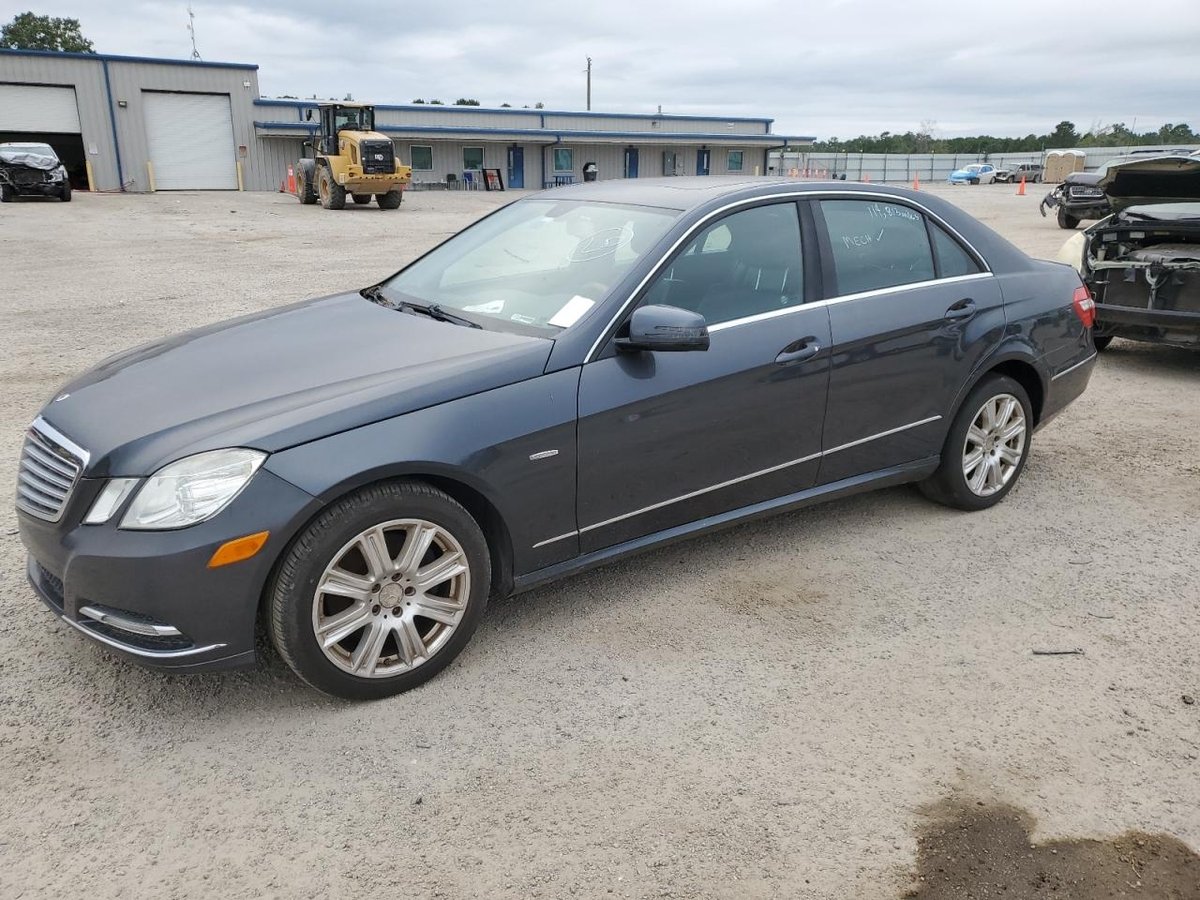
[948,163,999,185]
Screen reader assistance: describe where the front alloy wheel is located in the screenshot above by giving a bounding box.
[313,519,470,678]
[269,481,489,699]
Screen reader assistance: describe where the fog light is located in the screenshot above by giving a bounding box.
[207,531,270,568]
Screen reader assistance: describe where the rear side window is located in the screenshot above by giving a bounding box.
[929,223,982,278]
[820,200,935,295]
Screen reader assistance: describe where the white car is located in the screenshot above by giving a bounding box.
[948,163,999,185]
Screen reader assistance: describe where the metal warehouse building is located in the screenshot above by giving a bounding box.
[0,48,812,192]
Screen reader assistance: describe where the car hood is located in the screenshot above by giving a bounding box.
[41,293,553,476]
[0,146,60,170]
[1098,154,1200,211]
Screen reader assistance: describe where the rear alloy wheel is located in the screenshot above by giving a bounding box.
[268,481,489,699]
[351,193,372,205]
[920,375,1032,511]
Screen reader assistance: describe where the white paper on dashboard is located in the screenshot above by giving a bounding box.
[548,295,595,328]
[463,299,505,313]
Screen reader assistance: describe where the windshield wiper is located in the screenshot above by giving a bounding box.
[399,300,482,329]
[360,285,481,328]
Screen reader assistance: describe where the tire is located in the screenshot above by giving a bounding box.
[60,181,72,202]
[0,183,12,202]
[1057,209,1080,230]
[318,167,346,210]
[268,480,491,700]
[969,178,979,185]
[1033,174,1042,183]
[1092,334,1114,352]
[919,374,1033,511]
[297,160,318,204]
[351,193,373,205]
[377,190,402,209]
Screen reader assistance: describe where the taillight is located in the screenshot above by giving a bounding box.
[1072,284,1096,328]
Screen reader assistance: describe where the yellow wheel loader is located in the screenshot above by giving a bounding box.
[296,103,411,210]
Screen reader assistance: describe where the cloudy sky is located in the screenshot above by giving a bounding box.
[4,0,1198,139]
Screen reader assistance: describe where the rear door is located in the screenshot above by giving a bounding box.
[812,196,1004,483]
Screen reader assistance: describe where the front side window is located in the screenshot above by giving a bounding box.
[819,199,935,295]
[463,146,484,170]
[640,203,803,325]
[553,148,573,172]
[727,150,744,172]
[410,145,433,171]
[383,199,678,334]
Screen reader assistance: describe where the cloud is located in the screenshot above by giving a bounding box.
[4,0,1197,138]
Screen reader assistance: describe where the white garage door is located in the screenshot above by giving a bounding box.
[0,84,81,132]
[143,91,237,190]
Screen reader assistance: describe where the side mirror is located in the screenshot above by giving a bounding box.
[305,109,313,121]
[614,305,710,353]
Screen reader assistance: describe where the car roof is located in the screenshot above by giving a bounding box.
[541,176,782,211]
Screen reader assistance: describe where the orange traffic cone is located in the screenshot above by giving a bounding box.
[278,177,286,193]
[912,173,920,191]
[1017,175,1027,196]
[286,165,297,194]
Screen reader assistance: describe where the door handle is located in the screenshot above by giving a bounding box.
[775,338,821,365]
[944,298,977,321]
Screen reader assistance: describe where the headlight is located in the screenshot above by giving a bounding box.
[120,448,266,530]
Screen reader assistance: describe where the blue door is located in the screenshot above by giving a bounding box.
[507,146,524,189]
[623,147,639,178]
[697,147,711,176]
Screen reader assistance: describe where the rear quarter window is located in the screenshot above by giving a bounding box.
[929,223,982,278]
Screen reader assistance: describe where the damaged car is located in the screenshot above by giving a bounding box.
[1040,149,1194,230]
[1056,152,1200,350]
[0,142,72,202]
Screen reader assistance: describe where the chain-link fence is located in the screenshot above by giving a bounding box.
[769,144,1200,184]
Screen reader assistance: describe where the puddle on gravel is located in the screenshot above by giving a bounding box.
[906,799,1200,899]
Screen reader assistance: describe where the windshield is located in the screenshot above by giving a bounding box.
[335,107,373,131]
[965,165,983,172]
[381,199,679,333]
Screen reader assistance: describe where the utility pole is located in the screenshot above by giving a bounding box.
[187,5,201,60]
[585,57,592,111]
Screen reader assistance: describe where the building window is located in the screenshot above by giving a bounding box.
[727,150,744,172]
[463,146,484,170]
[410,145,433,171]
[553,147,574,173]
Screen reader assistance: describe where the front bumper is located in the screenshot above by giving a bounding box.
[19,467,322,672]
[1095,303,1200,347]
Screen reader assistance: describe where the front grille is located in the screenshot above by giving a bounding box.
[15,421,86,522]
[12,169,48,185]
[1067,186,1104,199]
[360,140,395,175]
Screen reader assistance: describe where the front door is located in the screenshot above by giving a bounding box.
[623,147,639,178]
[576,201,831,552]
[507,145,524,189]
[697,147,711,176]
[812,196,1004,483]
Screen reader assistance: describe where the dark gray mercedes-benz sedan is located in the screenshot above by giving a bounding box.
[17,178,1097,698]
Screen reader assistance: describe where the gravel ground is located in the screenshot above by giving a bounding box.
[0,182,1196,899]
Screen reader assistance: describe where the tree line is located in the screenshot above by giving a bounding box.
[814,121,1199,154]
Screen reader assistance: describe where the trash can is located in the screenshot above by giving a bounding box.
[583,162,598,182]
